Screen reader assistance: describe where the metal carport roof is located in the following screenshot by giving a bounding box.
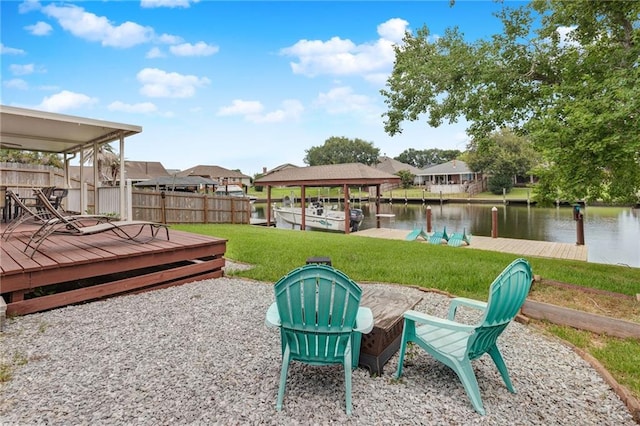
[0,105,141,153]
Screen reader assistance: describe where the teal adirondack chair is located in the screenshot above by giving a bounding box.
[406,226,428,241]
[448,228,471,247]
[265,264,374,415]
[428,227,449,245]
[395,258,533,415]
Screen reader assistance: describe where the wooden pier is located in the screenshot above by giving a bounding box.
[353,228,588,262]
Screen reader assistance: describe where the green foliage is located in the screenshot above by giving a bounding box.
[394,148,461,168]
[488,174,513,195]
[0,149,63,168]
[396,170,415,188]
[304,136,380,166]
[466,128,539,181]
[253,172,264,192]
[382,1,640,204]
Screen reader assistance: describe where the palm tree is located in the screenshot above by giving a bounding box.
[82,144,120,186]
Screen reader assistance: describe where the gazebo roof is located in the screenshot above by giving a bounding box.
[254,163,401,187]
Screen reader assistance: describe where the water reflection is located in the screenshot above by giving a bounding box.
[254,203,639,267]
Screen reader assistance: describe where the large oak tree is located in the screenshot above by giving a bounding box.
[382,0,639,204]
[304,136,380,166]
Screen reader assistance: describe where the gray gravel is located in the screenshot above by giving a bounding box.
[0,272,635,425]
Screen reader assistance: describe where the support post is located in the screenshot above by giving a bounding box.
[576,214,585,245]
[491,206,498,238]
[426,205,432,233]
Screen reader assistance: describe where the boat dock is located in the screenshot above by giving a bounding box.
[353,228,588,262]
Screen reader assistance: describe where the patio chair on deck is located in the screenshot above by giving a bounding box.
[24,188,169,258]
[1,190,46,239]
[395,258,533,415]
[265,263,374,415]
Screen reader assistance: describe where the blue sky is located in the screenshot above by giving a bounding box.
[1,1,511,176]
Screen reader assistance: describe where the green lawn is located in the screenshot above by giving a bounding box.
[174,223,640,400]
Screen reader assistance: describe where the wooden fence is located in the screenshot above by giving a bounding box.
[1,163,251,224]
[130,190,251,224]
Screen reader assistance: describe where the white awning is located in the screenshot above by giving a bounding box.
[0,105,141,154]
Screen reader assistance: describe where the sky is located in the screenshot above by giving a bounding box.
[1,0,513,177]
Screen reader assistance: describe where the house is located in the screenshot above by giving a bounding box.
[261,163,299,176]
[374,156,423,185]
[416,160,481,194]
[69,160,170,186]
[178,165,252,189]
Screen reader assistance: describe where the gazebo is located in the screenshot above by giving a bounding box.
[254,163,401,233]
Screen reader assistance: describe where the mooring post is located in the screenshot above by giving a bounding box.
[573,204,585,245]
[491,206,498,238]
[426,205,432,233]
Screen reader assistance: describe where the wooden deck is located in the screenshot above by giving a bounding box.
[353,228,588,262]
[1,223,227,316]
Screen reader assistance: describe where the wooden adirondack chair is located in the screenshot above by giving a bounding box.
[395,258,533,415]
[265,263,374,415]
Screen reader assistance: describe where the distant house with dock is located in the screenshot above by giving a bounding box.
[416,160,484,194]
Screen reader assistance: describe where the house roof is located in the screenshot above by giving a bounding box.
[0,105,141,154]
[375,156,423,175]
[134,175,218,187]
[124,161,170,180]
[254,163,401,186]
[419,160,472,175]
[263,163,299,175]
[179,165,251,179]
[69,161,170,183]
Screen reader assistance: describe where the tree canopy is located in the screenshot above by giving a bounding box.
[394,148,461,168]
[382,0,640,204]
[0,149,63,168]
[304,136,380,166]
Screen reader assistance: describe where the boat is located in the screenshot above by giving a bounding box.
[273,198,364,232]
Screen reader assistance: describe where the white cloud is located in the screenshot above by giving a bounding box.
[217,99,303,123]
[19,0,41,14]
[279,18,407,79]
[146,47,166,59]
[157,33,183,45]
[41,3,154,48]
[4,79,29,90]
[248,100,304,124]
[218,100,264,116]
[36,90,98,112]
[10,63,35,75]
[377,18,409,44]
[169,41,219,57]
[314,86,373,115]
[140,0,199,8]
[107,101,158,113]
[137,68,210,98]
[25,21,53,36]
[1,43,26,55]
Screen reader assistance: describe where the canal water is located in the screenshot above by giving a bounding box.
[254,202,639,268]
